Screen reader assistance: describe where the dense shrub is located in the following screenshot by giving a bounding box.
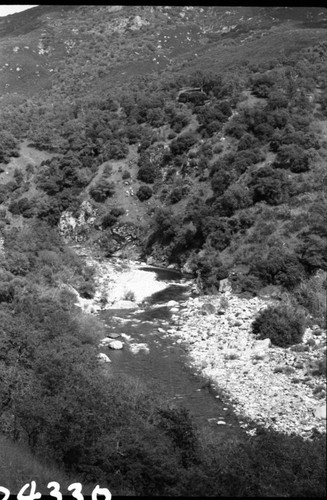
[89,178,115,202]
[294,271,327,328]
[7,200,20,216]
[170,112,190,133]
[215,184,252,217]
[136,185,153,201]
[251,73,275,98]
[137,164,157,184]
[0,130,19,163]
[102,139,129,160]
[249,166,291,206]
[122,170,131,180]
[168,187,183,204]
[191,250,229,293]
[170,133,197,156]
[237,133,260,151]
[250,249,306,289]
[273,144,310,173]
[101,207,125,228]
[78,281,95,299]
[224,121,246,139]
[296,233,327,273]
[0,282,14,303]
[252,305,306,347]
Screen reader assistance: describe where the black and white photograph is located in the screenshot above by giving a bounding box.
[0,4,326,497]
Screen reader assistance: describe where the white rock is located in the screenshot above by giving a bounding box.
[167,300,179,307]
[129,343,150,354]
[170,307,180,313]
[97,353,111,363]
[108,340,124,350]
[315,404,326,419]
[253,338,271,352]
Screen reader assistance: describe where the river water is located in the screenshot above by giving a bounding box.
[99,266,244,441]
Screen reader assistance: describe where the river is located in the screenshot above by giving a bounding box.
[98,265,244,441]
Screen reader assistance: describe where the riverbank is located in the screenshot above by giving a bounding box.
[71,245,187,311]
[164,293,326,439]
[72,246,326,438]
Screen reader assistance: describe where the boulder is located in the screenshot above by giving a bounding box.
[107,332,121,339]
[167,300,179,308]
[315,404,326,419]
[253,338,271,352]
[219,278,231,293]
[201,302,216,315]
[97,353,111,363]
[108,340,124,350]
[129,343,150,354]
[170,307,180,313]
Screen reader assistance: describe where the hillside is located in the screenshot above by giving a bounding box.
[0,5,326,496]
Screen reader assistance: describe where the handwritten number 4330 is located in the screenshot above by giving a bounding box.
[0,482,111,500]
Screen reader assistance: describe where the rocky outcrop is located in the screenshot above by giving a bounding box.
[59,201,98,242]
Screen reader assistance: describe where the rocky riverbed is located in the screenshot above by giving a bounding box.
[72,246,326,439]
[163,293,326,439]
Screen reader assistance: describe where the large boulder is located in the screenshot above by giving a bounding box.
[201,302,216,315]
[99,335,120,346]
[108,340,124,350]
[253,338,271,352]
[107,332,121,339]
[97,353,111,363]
[315,404,326,419]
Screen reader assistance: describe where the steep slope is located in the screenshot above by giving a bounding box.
[0,6,326,496]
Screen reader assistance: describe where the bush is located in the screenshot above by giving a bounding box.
[170,133,197,156]
[78,281,96,299]
[136,185,153,201]
[237,133,260,151]
[89,178,115,202]
[168,187,183,204]
[293,271,327,328]
[250,166,291,206]
[101,207,125,228]
[252,305,306,347]
[137,164,157,184]
[122,170,131,180]
[273,144,310,173]
[102,139,129,160]
[123,290,136,301]
[0,282,15,303]
[250,249,306,290]
[225,121,245,139]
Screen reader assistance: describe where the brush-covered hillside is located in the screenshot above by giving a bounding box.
[1,4,326,317]
[0,5,326,496]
